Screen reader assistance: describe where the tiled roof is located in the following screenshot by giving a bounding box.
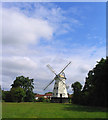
[45,93,52,96]
[35,94,44,97]
[35,93,52,97]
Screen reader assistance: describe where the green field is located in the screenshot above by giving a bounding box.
[2,102,107,118]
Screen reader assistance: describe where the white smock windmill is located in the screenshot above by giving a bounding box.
[44,61,71,103]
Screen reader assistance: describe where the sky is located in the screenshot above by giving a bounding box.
[1,2,106,94]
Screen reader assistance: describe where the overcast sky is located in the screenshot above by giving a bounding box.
[1,2,106,94]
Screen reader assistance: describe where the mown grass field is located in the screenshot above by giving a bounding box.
[2,102,108,118]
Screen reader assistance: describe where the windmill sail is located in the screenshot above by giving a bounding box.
[47,64,57,75]
[44,78,55,90]
[59,61,71,74]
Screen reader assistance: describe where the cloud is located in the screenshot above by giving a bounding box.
[2,8,53,47]
[2,3,82,37]
[3,56,37,74]
[2,45,105,94]
[2,3,105,94]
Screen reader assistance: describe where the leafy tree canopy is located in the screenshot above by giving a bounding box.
[10,87,25,102]
[11,76,34,91]
[71,81,82,94]
[11,76,35,102]
[71,57,108,107]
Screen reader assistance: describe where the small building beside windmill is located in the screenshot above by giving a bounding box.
[44,93,52,100]
[35,93,52,100]
[35,94,45,100]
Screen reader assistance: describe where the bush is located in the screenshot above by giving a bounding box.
[34,98,51,103]
[43,98,50,103]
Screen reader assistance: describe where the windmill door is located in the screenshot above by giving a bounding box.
[60,94,62,103]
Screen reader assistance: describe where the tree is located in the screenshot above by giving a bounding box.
[2,91,12,102]
[11,76,34,102]
[11,76,34,91]
[0,86,1,102]
[45,92,52,94]
[24,89,35,102]
[82,57,107,107]
[71,57,107,107]
[10,87,25,102]
[71,81,82,104]
[72,81,82,94]
[2,90,6,101]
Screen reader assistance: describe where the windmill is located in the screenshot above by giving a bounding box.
[44,61,71,103]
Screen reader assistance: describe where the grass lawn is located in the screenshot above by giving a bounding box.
[2,102,108,118]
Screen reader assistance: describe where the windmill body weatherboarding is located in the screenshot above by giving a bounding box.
[44,62,71,103]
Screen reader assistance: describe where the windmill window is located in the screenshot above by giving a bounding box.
[56,93,58,95]
[54,87,55,89]
[57,87,58,89]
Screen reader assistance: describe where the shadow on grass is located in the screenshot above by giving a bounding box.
[63,104,108,112]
